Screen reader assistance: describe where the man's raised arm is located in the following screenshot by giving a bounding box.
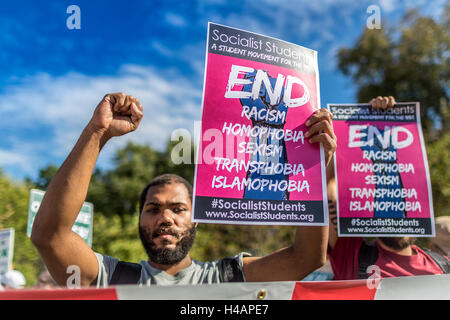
[31,93,143,286]
[242,108,335,282]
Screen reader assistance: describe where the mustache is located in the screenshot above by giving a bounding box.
[152,226,180,239]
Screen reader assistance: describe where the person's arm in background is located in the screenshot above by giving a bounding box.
[242,108,335,282]
[327,96,396,250]
[327,160,338,250]
[31,93,143,286]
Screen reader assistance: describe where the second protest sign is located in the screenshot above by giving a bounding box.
[330,102,434,237]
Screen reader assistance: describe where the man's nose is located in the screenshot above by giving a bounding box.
[159,208,175,224]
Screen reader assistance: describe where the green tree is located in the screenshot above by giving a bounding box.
[0,170,42,286]
[92,211,146,263]
[427,133,450,217]
[88,142,167,217]
[30,165,59,190]
[337,8,449,138]
[86,141,194,218]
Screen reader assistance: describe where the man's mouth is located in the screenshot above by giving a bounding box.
[157,233,174,239]
[153,229,178,239]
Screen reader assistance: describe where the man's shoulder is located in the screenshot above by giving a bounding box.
[110,260,143,285]
[216,252,251,282]
[95,252,119,270]
[193,252,252,267]
[192,252,251,283]
[413,246,450,273]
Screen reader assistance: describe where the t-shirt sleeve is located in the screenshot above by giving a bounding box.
[94,252,119,288]
[328,237,364,280]
[217,252,251,283]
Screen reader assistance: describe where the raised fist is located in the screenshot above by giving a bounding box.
[89,92,144,138]
[239,70,288,126]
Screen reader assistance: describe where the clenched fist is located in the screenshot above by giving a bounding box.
[89,92,144,138]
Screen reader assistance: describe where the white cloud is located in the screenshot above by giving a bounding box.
[151,40,176,58]
[165,12,187,27]
[379,0,396,13]
[0,149,33,176]
[0,65,203,180]
[150,40,206,77]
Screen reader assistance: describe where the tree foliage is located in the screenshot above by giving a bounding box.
[337,8,449,138]
[0,170,42,285]
[427,134,450,217]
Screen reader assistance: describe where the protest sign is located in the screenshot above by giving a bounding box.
[0,228,14,274]
[26,189,94,246]
[330,103,434,236]
[192,22,328,225]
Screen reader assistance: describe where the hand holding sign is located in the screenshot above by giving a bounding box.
[305,108,337,166]
[370,96,396,110]
[89,92,144,138]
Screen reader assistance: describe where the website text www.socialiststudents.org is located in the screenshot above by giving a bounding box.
[346,218,426,234]
[205,198,315,222]
[205,210,315,222]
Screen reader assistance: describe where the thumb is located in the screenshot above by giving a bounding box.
[130,102,144,129]
[90,96,114,130]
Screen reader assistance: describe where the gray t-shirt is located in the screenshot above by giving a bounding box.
[95,252,250,287]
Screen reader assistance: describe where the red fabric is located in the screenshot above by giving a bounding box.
[292,280,376,300]
[328,237,364,280]
[0,287,118,300]
[328,237,447,280]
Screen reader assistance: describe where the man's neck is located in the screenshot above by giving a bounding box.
[147,255,193,276]
[377,240,414,256]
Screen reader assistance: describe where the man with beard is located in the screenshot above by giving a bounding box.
[327,96,450,280]
[31,92,335,287]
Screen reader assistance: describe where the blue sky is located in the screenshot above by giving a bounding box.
[0,0,446,181]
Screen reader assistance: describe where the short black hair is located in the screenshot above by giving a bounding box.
[139,174,193,214]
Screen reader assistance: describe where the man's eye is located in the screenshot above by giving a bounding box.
[172,207,185,213]
[147,208,160,214]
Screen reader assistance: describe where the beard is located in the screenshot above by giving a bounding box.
[139,222,197,265]
[378,237,415,250]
